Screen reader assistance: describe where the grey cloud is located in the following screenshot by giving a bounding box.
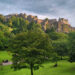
[0,0,75,27]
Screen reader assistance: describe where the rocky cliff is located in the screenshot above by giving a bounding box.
[5,13,75,33]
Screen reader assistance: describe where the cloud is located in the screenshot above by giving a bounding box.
[0,0,75,27]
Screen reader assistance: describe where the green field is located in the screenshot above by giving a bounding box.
[0,51,75,75]
[0,51,12,62]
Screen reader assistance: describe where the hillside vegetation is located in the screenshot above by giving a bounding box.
[0,14,75,75]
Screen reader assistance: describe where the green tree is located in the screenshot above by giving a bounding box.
[47,31,69,60]
[53,40,69,60]
[11,17,29,34]
[0,14,5,23]
[45,18,48,21]
[46,26,55,33]
[52,53,59,67]
[0,31,8,50]
[28,21,43,32]
[47,32,68,40]
[7,19,13,27]
[68,32,75,62]
[27,21,36,30]
[19,19,29,32]
[0,23,12,50]
[10,31,53,75]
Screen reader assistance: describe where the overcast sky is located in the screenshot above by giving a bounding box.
[0,0,75,27]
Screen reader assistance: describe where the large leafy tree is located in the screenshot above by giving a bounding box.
[68,32,75,62]
[11,17,29,34]
[28,21,42,32]
[53,40,69,60]
[46,30,69,59]
[10,31,53,75]
[0,31,9,50]
[0,14,5,23]
[0,23,12,50]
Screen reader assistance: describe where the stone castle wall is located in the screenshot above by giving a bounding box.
[5,13,75,32]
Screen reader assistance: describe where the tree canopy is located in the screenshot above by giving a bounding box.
[10,31,53,75]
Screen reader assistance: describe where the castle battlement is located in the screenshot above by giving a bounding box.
[58,18,70,25]
[4,13,75,32]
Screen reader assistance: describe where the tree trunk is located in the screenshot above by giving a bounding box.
[30,63,33,75]
[54,61,58,67]
[61,56,63,60]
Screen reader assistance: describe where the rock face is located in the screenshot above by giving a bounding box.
[5,13,75,33]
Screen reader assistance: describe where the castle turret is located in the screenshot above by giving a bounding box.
[59,18,70,25]
[57,18,71,32]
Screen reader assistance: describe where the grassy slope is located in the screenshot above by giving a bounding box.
[0,51,12,62]
[0,51,75,75]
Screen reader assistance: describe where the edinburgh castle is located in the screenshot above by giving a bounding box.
[5,13,75,33]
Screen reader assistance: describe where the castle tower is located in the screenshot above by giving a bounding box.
[57,18,71,32]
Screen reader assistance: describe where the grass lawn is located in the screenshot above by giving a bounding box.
[0,51,75,75]
[0,51,12,62]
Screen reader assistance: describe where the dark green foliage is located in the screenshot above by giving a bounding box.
[8,17,29,34]
[46,31,68,40]
[0,14,5,23]
[0,23,12,51]
[0,14,75,75]
[0,31,8,50]
[68,32,75,62]
[45,18,48,21]
[69,52,75,62]
[46,27,55,33]
[53,40,69,60]
[46,30,69,63]
[10,31,53,75]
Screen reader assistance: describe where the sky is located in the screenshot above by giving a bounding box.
[0,0,75,27]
